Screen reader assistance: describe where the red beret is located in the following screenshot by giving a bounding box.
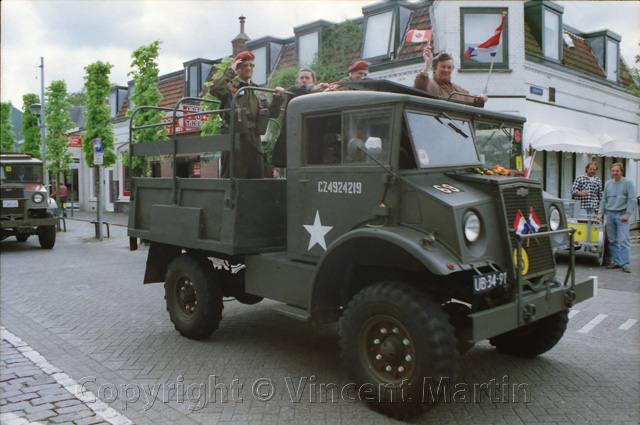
[234,51,255,62]
[348,60,369,72]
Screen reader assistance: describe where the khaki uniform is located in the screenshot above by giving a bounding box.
[209,67,284,178]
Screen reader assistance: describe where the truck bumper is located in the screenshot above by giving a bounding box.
[0,217,59,230]
[468,276,595,342]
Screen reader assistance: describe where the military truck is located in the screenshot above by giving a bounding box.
[1,152,58,249]
[127,83,594,419]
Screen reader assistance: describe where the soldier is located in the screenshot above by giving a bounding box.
[324,60,370,91]
[209,51,285,178]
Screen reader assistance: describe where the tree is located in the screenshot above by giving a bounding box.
[126,40,166,176]
[44,80,74,217]
[622,54,640,97]
[1,101,16,151]
[83,61,116,168]
[310,20,363,84]
[200,55,233,137]
[67,88,88,107]
[20,93,41,157]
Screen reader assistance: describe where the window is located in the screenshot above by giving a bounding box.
[460,8,508,69]
[363,11,394,60]
[122,153,130,197]
[304,108,393,166]
[606,38,619,82]
[543,9,560,60]
[474,122,523,171]
[184,60,215,97]
[361,3,411,62]
[298,32,319,67]
[251,46,267,85]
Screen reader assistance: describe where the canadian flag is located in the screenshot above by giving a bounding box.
[405,29,433,44]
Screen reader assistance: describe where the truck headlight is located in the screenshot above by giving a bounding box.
[464,211,481,243]
[549,206,561,230]
[32,193,44,204]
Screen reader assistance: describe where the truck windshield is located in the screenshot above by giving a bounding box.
[475,122,523,172]
[1,164,43,183]
[404,110,480,168]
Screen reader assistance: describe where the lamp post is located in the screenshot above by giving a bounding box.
[28,102,48,192]
[29,58,48,191]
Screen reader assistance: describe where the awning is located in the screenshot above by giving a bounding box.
[524,123,603,155]
[600,138,640,160]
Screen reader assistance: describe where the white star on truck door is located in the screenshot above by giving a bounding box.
[303,211,333,251]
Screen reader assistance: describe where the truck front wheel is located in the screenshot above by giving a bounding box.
[339,281,459,419]
[165,254,223,340]
[489,310,568,358]
[38,213,56,249]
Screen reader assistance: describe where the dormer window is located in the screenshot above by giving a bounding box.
[525,1,564,62]
[184,59,214,97]
[362,1,412,62]
[109,86,127,119]
[583,30,621,83]
[295,20,331,67]
[247,37,288,85]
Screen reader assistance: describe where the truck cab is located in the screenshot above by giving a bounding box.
[128,84,594,419]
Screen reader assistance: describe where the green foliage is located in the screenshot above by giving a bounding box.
[622,54,640,98]
[0,101,16,151]
[311,20,363,83]
[126,40,166,176]
[266,67,299,90]
[44,80,74,204]
[20,94,41,157]
[200,56,233,137]
[83,61,116,168]
[67,88,88,107]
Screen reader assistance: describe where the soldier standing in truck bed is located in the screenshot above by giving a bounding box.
[209,51,285,178]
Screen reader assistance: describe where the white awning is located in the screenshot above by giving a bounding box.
[600,138,640,160]
[525,123,603,155]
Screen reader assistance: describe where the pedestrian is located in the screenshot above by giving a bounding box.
[597,162,636,273]
[413,45,487,107]
[324,60,370,91]
[271,68,328,168]
[208,50,285,178]
[51,182,69,217]
[570,161,603,216]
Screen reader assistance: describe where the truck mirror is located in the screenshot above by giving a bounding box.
[347,138,365,161]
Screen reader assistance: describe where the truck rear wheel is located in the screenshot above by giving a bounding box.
[489,310,568,358]
[165,254,223,340]
[339,281,459,419]
[38,213,56,249]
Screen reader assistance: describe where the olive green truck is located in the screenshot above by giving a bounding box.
[128,82,594,419]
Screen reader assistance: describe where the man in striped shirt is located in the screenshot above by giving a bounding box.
[570,162,603,216]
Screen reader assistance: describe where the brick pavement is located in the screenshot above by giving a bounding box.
[1,218,639,424]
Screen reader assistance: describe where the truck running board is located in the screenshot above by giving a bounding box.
[271,304,311,322]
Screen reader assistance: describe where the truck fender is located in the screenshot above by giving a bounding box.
[309,227,464,322]
[143,242,182,284]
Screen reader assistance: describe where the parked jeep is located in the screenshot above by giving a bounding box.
[128,82,594,419]
[0,152,58,249]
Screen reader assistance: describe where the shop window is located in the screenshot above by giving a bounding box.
[460,8,509,69]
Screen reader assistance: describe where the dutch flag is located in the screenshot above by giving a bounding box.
[513,209,529,236]
[465,13,506,61]
[528,208,541,233]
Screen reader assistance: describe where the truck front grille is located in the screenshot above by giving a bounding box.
[500,185,556,278]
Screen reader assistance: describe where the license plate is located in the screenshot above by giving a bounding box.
[2,200,19,208]
[473,270,507,294]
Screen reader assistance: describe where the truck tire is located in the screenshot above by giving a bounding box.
[339,281,459,420]
[38,214,56,249]
[16,233,30,242]
[489,310,568,358]
[165,254,223,340]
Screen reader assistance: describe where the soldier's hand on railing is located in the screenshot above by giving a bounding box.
[273,87,285,97]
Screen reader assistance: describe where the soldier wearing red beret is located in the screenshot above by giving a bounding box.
[325,60,370,92]
[209,51,285,178]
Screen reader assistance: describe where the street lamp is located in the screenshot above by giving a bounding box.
[28,103,49,191]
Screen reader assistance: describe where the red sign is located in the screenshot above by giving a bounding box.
[67,135,82,147]
[193,163,201,176]
[160,105,209,135]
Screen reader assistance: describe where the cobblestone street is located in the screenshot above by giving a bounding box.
[1,216,639,424]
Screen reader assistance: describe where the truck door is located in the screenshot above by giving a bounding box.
[287,107,395,262]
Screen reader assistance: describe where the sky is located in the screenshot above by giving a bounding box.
[1,1,639,110]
